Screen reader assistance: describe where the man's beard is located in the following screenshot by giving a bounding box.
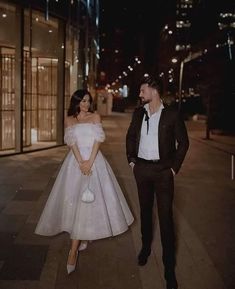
[140,98,150,106]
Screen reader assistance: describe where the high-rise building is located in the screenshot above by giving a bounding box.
[175,0,194,52]
[158,0,235,132]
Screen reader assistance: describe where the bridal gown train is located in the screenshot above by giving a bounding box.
[35,122,134,240]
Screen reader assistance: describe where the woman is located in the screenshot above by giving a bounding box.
[35,89,134,274]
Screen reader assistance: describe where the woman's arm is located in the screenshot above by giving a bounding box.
[64,117,84,166]
[80,114,104,175]
[80,141,100,175]
[70,144,83,165]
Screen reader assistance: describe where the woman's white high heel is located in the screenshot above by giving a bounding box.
[67,250,78,274]
[78,240,88,251]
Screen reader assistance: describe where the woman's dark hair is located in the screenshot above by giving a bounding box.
[67,89,93,117]
[140,75,163,95]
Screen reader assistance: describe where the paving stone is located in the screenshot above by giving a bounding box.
[39,235,68,289]
[2,201,35,216]
[0,214,27,233]
[0,232,16,260]
[13,189,43,202]
[0,261,4,271]
[0,206,3,214]
[15,223,52,246]
[0,185,18,204]
[0,244,48,280]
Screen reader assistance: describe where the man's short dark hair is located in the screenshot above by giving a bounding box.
[140,75,163,95]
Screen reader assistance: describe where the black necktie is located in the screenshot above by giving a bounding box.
[144,108,149,134]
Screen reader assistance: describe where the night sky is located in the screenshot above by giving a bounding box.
[99,0,176,82]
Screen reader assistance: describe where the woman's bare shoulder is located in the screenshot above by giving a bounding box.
[64,116,76,128]
[92,112,101,123]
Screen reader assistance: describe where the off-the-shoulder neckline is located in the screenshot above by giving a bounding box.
[66,122,102,129]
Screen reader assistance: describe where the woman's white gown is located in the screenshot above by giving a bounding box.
[35,122,134,240]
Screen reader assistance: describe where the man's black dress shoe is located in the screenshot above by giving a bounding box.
[166,279,178,289]
[137,247,151,266]
[165,268,178,289]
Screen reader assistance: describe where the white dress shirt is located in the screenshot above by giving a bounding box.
[138,103,164,160]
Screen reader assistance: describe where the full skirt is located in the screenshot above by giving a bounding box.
[35,148,134,240]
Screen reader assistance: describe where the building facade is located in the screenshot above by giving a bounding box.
[0,0,100,155]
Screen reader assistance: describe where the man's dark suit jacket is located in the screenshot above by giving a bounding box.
[126,105,189,174]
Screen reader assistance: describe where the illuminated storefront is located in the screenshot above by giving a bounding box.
[0,0,99,155]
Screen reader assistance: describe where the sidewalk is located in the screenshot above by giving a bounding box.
[0,112,234,289]
[186,118,235,154]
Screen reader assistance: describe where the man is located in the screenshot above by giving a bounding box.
[126,76,189,289]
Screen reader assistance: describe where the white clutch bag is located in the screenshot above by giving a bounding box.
[81,187,95,203]
[81,175,95,203]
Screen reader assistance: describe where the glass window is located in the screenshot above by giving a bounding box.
[65,25,79,116]
[23,10,59,151]
[0,2,16,153]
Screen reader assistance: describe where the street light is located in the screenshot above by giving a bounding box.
[218,12,235,60]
